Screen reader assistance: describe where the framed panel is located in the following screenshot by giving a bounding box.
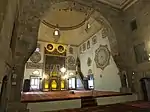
[134,43,148,64]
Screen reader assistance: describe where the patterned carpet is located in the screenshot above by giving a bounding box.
[48,102,150,112]
[21,90,132,102]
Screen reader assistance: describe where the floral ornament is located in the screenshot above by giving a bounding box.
[30,52,41,63]
[94,45,110,70]
[66,56,76,70]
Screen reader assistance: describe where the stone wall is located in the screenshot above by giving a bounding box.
[122,0,150,99]
[0,0,20,92]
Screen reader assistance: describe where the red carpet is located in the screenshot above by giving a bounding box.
[21,90,132,102]
[127,101,150,108]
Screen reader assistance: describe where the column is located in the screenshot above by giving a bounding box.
[6,63,29,112]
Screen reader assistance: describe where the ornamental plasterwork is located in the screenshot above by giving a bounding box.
[87,40,90,49]
[66,56,76,70]
[92,35,97,45]
[30,52,41,63]
[26,62,43,69]
[94,45,110,70]
[83,43,86,51]
[79,46,82,54]
[87,57,92,66]
[69,47,73,54]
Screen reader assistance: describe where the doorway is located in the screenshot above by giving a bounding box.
[30,76,40,91]
[0,76,7,111]
[68,77,76,89]
[88,74,94,89]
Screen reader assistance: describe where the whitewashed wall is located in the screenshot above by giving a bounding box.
[79,30,121,92]
[24,41,44,79]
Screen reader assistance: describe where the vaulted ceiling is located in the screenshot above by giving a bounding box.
[97,0,138,10]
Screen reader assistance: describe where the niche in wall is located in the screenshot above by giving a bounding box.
[130,19,137,31]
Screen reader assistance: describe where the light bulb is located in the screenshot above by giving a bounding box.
[60,67,66,73]
[54,30,59,36]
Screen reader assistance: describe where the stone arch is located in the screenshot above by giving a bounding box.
[12,0,119,105]
[0,75,8,110]
[17,0,118,60]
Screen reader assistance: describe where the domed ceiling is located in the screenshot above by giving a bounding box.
[38,1,102,46]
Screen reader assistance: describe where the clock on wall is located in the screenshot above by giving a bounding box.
[94,45,110,70]
[30,52,41,63]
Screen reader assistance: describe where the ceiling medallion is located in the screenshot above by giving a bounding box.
[30,52,41,63]
[94,45,110,70]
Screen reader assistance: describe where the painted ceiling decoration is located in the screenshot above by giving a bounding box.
[39,1,102,46]
[94,45,110,69]
[43,1,94,30]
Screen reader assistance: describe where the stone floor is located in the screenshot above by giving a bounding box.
[48,101,150,112]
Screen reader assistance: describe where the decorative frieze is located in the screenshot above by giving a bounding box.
[26,62,43,69]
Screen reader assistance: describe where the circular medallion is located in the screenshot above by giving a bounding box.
[94,45,110,69]
[30,52,41,63]
[46,44,54,52]
[57,45,65,53]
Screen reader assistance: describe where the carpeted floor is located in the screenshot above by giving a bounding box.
[21,90,132,102]
[48,101,150,112]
